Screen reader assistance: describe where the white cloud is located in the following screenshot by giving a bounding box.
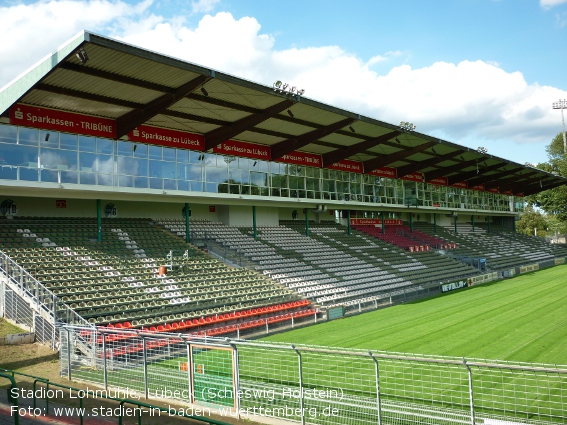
[190,0,220,14]
[0,0,155,86]
[1,1,566,164]
[540,0,567,8]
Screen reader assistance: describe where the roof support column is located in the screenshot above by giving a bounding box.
[185,203,191,243]
[409,212,413,233]
[487,217,491,233]
[96,199,102,243]
[252,206,257,239]
[347,210,351,235]
[381,211,386,234]
[471,215,475,232]
[305,209,310,237]
[454,215,458,234]
[433,213,437,234]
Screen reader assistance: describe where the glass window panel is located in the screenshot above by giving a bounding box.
[134,177,148,188]
[97,138,113,154]
[94,154,113,174]
[118,141,134,157]
[189,151,203,164]
[40,130,59,148]
[205,166,228,184]
[251,171,267,187]
[0,143,38,167]
[149,178,163,189]
[0,125,17,144]
[177,180,189,191]
[40,148,77,170]
[79,152,97,172]
[19,127,39,146]
[163,147,176,162]
[119,175,133,187]
[79,172,96,185]
[133,143,148,158]
[20,168,39,181]
[177,150,189,164]
[60,171,78,184]
[117,156,147,177]
[149,145,162,160]
[0,165,17,180]
[40,170,58,183]
[79,135,95,152]
[60,133,77,150]
[164,179,176,190]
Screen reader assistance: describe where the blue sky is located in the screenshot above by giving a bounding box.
[1,0,566,165]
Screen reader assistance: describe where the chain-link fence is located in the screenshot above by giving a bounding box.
[61,325,567,425]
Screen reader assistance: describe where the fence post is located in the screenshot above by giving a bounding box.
[102,333,108,391]
[230,343,241,419]
[142,338,149,399]
[370,351,382,425]
[186,343,193,404]
[66,328,72,380]
[292,345,305,425]
[462,358,475,425]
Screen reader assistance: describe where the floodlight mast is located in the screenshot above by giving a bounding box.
[552,99,567,154]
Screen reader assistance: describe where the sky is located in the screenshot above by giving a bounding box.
[1,0,567,165]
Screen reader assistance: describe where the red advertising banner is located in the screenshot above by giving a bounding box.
[451,181,468,189]
[328,159,363,174]
[128,125,204,151]
[10,103,115,139]
[501,190,513,195]
[213,140,271,160]
[486,187,499,193]
[367,166,397,179]
[515,192,524,197]
[350,218,403,226]
[209,205,216,212]
[55,200,66,209]
[427,176,448,186]
[470,184,485,191]
[279,151,322,167]
[400,171,423,182]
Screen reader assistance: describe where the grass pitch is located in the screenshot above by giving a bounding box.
[263,264,567,365]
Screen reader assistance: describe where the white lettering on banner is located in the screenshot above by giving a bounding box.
[138,131,201,146]
[26,112,74,129]
[81,121,112,133]
[441,280,467,293]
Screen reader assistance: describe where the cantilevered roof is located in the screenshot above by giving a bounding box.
[0,30,564,197]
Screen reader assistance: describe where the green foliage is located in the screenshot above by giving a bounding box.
[528,133,567,222]
[516,205,549,236]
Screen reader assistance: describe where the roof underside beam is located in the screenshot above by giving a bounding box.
[480,170,538,190]
[115,75,210,138]
[495,171,549,191]
[424,158,481,182]
[271,117,355,160]
[446,163,508,186]
[363,141,436,173]
[321,130,400,167]
[522,180,566,196]
[204,99,295,151]
[395,150,462,177]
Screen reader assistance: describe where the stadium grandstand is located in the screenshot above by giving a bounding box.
[1,29,567,341]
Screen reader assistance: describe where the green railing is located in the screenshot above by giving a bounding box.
[0,368,231,425]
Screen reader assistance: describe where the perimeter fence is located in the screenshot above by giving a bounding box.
[61,325,567,425]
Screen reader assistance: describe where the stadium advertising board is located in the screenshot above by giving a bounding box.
[441,279,468,293]
[451,181,468,189]
[279,151,322,167]
[400,171,424,182]
[427,177,448,186]
[367,166,397,179]
[213,140,271,160]
[519,264,540,274]
[486,187,499,193]
[467,272,498,287]
[10,103,115,139]
[127,125,204,151]
[469,184,485,191]
[349,218,403,226]
[328,159,363,173]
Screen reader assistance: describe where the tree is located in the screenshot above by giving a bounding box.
[528,133,567,222]
[516,205,549,237]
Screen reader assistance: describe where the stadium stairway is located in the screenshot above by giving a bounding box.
[0,217,317,339]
